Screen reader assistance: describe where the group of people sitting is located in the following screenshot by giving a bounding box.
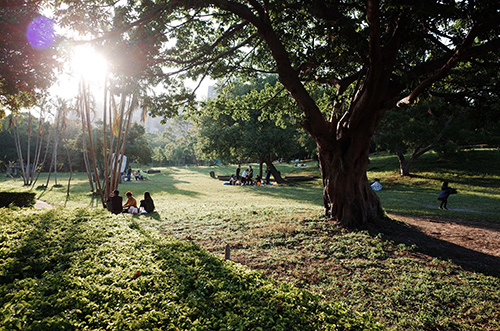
[227,165,273,186]
[106,190,155,215]
[122,167,150,182]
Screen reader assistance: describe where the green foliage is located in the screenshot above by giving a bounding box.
[196,77,314,163]
[45,0,500,226]
[146,117,200,166]
[0,208,381,330]
[0,192,35,208]
[0,150,499,329]
[0,3,59,112]
[0,113,82,173]
[124,122,153,165]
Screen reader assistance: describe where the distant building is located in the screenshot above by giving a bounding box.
[207,85,217,99]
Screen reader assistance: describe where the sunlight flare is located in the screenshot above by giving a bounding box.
[71,44,108,83]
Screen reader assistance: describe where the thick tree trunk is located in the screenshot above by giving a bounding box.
[231,0,394,227]
[263,157,286,184]
[317,136,385,228]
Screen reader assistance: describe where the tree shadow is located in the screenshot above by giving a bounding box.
[136,211,162,221]
[396,212,500,234]
[368,217,500,278]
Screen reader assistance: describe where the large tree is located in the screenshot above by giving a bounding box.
[52,0,500,227]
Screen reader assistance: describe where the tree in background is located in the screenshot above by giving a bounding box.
[146,117,198,166]
[48,0,500,227]
[375,99,455,177]
[123,122,152,165]
[196,76,312,183]
[376,56,500,177]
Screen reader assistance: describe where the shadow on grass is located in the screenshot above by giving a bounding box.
[229,180,324,207]
[136,211,162,221]
[368,217,500,278]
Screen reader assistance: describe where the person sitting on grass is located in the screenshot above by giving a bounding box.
[264,166,272,184]
[123,191,138,214]
[370,178,382,191]
[106,189,123,214]
[134,170,142,181]
[139,191,155,213]
[140,170,150,180]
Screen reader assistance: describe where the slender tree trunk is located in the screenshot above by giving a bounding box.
[82,81,105,207]
[52,113,60,186]
[32,122,51,189]
[12,116,28,185]
[31,117,44,184]
[80,108,95,193]
[26,112,32,184]
[66,147,73,196]
[396,152,409,176]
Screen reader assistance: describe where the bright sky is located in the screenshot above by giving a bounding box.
[46,10,215,102]
[50,44,215,102]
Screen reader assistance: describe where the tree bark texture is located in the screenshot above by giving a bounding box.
[316,129,385,228]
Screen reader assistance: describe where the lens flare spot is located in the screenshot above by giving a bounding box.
[27,16,56,49]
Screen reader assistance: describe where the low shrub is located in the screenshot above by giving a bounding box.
[0,192,35,208]
[0,208,382,330]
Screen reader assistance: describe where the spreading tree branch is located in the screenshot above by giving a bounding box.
[397,17,500,107]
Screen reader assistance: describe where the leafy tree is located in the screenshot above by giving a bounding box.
[50,0,500,227]
[0,1,59,116]
[124,122,152,165]
[376,54,500,177]
[375,99,455,177]
[147,117,199,165]
[196,77,310,182]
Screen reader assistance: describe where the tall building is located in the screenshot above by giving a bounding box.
[207,85,217,99]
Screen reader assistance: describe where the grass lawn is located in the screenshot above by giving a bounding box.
[1,149,499,330]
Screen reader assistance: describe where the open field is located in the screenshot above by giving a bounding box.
[1,149,499,330]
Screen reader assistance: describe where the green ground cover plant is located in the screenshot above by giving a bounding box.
[1,149,499,330]
[0,208,380,330]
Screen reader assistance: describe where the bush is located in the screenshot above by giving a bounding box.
[0,192,35,208]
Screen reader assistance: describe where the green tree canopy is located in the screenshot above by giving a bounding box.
[196,76,314,182]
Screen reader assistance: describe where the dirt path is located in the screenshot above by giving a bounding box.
[34,200,54,209]
[382,213,500,276]
[387,213,500,258]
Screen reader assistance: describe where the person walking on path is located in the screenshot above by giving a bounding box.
[437,181,457,210]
